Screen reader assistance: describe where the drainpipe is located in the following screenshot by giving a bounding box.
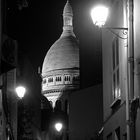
[126,0,134,140]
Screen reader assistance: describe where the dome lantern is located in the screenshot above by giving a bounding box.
[61,0,75,37]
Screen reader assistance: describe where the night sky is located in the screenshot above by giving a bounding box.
[6,0,102,88]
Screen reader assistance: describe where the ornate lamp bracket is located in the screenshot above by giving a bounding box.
[103,27,128,39]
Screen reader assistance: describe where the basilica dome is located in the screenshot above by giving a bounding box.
[41,0,80,108]
[42,36,79,77]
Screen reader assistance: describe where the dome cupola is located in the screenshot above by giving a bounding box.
[61,0,75,37]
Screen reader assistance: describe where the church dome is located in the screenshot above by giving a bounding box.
[41,1,80,108]
[42,0,79,77]
[42,36,79,77]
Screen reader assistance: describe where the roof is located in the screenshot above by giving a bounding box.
[42,0,79,77]
[42,36,79,77]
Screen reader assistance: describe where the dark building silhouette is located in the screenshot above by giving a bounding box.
[0,38,41,140]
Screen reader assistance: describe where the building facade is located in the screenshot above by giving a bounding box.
[102,0,140,140]
[0,35,18,140]
[0,69,17,140]
[69,85,103,140]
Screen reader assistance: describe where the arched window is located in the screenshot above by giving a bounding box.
[56,77,57,81]
[56,76,61,82]
[64,75,70,81]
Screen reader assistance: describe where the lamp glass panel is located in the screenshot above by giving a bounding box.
[91,6,108,27]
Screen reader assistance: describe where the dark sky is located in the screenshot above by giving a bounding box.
[6,0,102,88]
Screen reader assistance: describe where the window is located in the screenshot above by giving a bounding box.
[64,75,70,81]
[56,76,61,82]
[48,77,53,83]
[59,77,61,81]
[112,38,120,100]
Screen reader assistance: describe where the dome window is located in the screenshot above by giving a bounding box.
[48,77,53,83]
[56,76,62,82]
[64,75,70,81]
[42,79,46,84]
[58,77,61,81]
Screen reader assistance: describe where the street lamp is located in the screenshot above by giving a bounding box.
[54,122,63,132]
[90,5,109,27]
[15,86,26,99]
[90,5,128,39]
[50,110,68,140]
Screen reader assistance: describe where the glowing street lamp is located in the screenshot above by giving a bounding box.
[90,5,109,27]
[54,122,63,132]
[15,86,26,99]
[90,5,128,39]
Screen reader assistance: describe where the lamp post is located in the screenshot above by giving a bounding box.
[15,85,26,140]
[53,121,64,140]
[50,109,68,140]
[90,1,136,140]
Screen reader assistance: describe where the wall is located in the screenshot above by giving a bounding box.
[102,0,128,139]
[134,0,140,140]
[102,0,128,120]
[103,103,126,140]
[69,84,103,140]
